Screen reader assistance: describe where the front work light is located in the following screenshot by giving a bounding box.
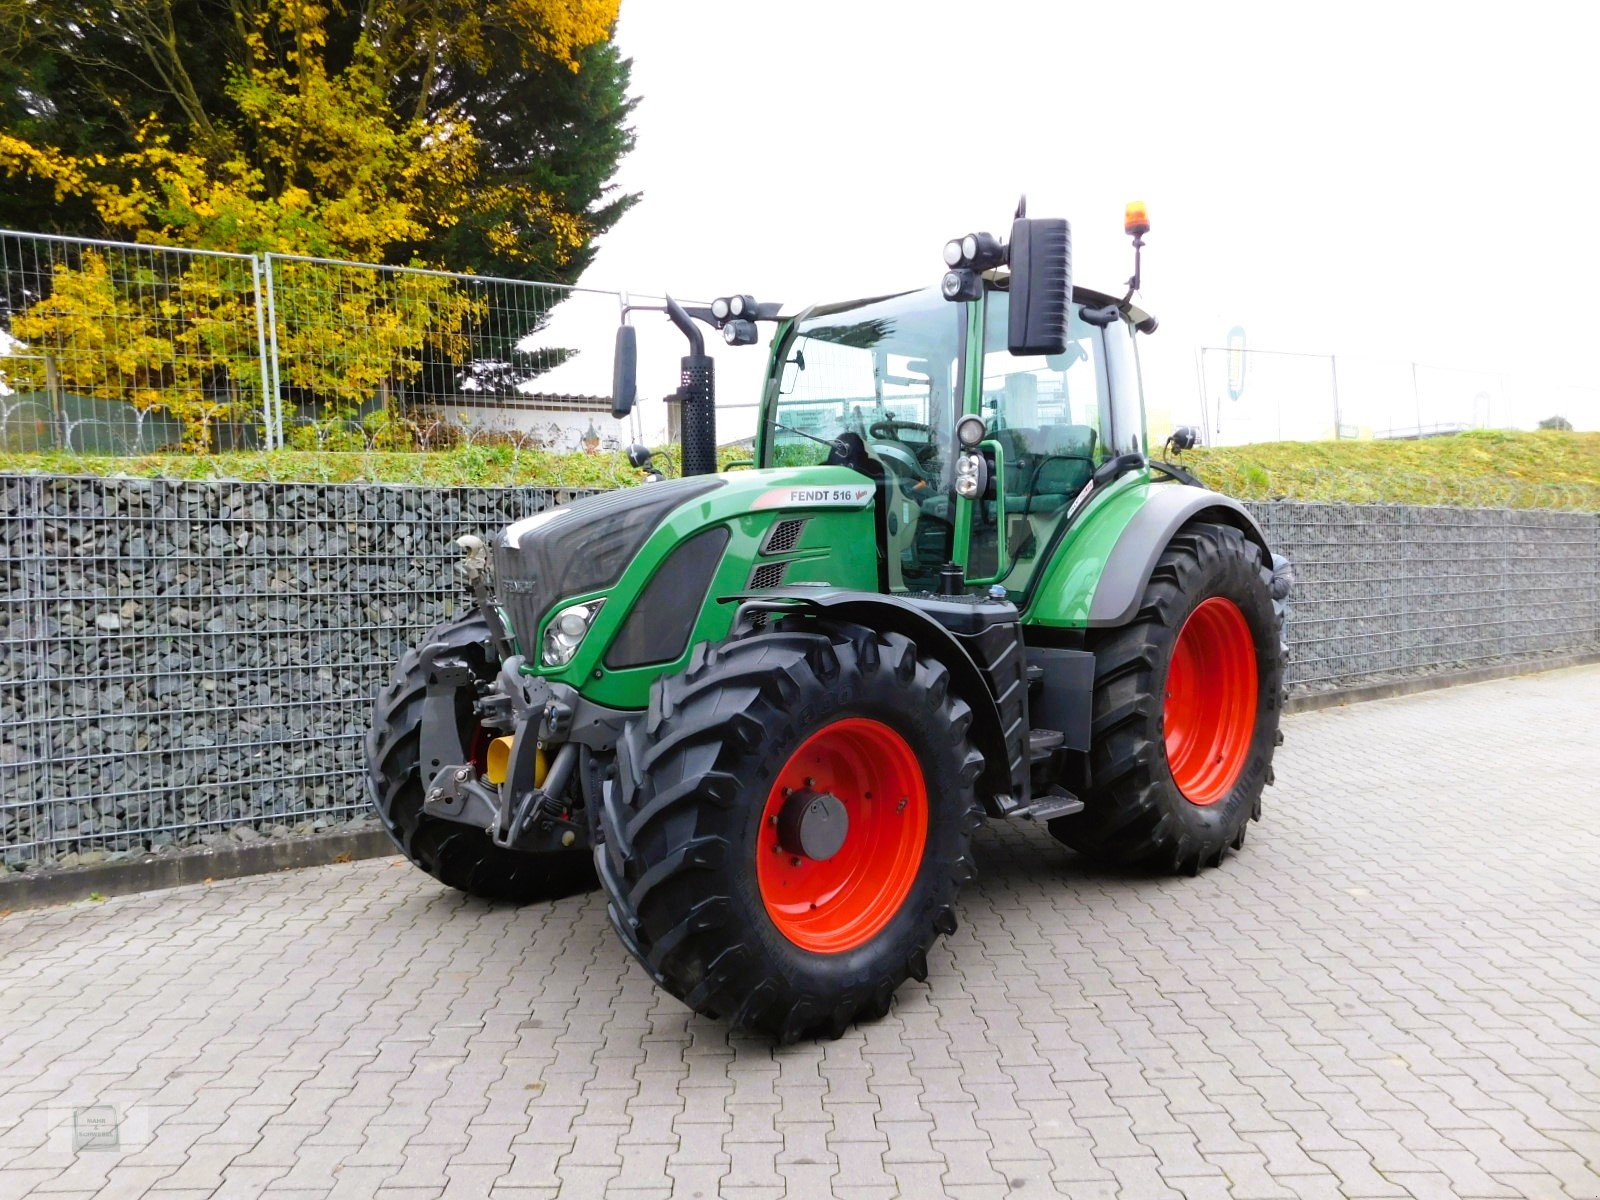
[956,413,987,449]
[954,451,989,499]
[710,295,758,326]
[945,231,1005,271]
[722,319,758,346]
[941,269,982,302]
[542,598,605,667]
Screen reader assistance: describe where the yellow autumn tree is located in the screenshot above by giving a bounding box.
[6,250,263,450]
[0,0,628,448]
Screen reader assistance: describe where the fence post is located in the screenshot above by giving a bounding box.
[1329,354,1341,439]
[262,253,284,449]
[1193,347,1210,446]
[1411,361,1423,434]
[43,354,65,448]
[250,255,278,449]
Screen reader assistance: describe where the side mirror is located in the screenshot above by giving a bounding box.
[1169,426,1200,452]
[1007,217,1072,356]
[611,325,638,419]
[626,442,654,469]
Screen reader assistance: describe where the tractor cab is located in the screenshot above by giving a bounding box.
[760,282,1153,598]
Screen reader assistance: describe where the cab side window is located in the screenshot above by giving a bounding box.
[972,296,1109,585]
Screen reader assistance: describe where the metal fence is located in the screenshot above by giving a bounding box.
[0,233,267,453]
[2,473,1596,872]
[0,231,630,454]
[1194,346,1522,445]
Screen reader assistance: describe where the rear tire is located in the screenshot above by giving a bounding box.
[599,624,984,1041]
[366,613,596,903]
[1049,521,1283,873]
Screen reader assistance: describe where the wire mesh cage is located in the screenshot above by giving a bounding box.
[0,475,598,870]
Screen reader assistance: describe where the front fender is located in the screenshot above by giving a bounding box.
[730,588,1025,813]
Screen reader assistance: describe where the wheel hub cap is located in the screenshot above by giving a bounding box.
[777,790,849,862]
[756,717,928,954]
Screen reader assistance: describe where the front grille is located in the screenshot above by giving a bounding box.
[494,536,558,661]
[492,477,724,657]
[749,561,788,590]
[761,518,807,555]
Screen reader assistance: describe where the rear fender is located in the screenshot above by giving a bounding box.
[1088,485,1271,626]
[1026,479,1271,629]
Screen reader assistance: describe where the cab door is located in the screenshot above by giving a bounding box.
[958,290,1112,597]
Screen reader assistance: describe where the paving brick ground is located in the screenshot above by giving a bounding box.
[2,665,1598,1200]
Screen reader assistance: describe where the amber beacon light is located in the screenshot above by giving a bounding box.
[1124,201,1150,239]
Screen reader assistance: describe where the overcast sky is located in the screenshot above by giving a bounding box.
[562,0,1600,441]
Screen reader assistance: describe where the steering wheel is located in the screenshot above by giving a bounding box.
[869,417,933,441]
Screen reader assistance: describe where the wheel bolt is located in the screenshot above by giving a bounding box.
[790,856,802,867]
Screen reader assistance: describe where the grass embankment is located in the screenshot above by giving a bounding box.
[1183,430,1599,509]
[2,430,1596,509]
[0,444,694,489]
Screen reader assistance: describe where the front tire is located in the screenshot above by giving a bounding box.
[1050,521,1283,873]
[600,624,984,1041]
[366,613,596,903]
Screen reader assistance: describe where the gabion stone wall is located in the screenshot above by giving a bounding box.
[1249,502,1600,691]
[0,476,594,872]
[1,476,1596,873]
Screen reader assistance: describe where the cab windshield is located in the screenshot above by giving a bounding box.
[762,287,964,589]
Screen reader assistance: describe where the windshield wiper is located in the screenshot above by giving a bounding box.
[771,421,841,451]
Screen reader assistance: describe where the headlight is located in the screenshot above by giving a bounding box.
[954,451,988,499]
[542,599,605,667]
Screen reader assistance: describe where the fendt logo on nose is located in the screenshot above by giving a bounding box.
[753,486,874,510]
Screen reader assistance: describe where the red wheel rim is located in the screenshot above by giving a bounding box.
[1164,597,1258,806]
[757,718,928,953]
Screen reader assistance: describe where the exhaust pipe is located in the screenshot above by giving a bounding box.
[665,295,718,476]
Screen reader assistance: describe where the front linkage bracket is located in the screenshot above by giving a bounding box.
[421,746,584,854]
[423,763,499,829]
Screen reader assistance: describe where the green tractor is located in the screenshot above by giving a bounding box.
[367,202,1289,1040]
